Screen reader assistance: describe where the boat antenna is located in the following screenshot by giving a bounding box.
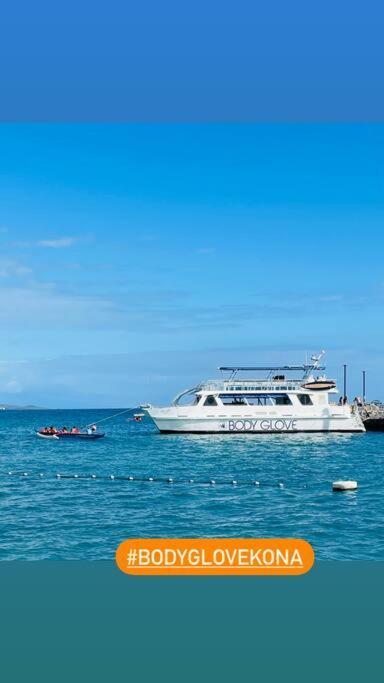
[311,350,325,369]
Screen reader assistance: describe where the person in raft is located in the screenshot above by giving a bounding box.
[71,426,80,433]
[87,424,97,434]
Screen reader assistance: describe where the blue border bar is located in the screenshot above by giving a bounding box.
[1,561,382,682]
[0,1,383,120]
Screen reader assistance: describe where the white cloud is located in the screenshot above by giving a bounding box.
[4,379,23,394]
[37,237,78,248]
[10,237,79,248]
[195,247,215,254]
[140,234,158,242]
[318,294,343,302]
[0,283,121,330]
[0,260,33,278]
[10,240,31,248]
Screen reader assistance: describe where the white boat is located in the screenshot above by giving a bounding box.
[144,352,365,434]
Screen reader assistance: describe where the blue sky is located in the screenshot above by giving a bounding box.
[0,124,383,406]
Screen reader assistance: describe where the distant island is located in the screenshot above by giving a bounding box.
[0,403,46,410]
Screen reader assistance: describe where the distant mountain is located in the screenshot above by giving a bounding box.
[0,403,46,410]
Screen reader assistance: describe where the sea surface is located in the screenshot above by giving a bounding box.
[1,409,384,560]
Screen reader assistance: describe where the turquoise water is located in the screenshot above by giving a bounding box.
[1,410,383,560]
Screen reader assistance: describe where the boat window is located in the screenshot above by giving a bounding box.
[274,395,292,405]
[219,393,292,406]
[298,394,313,405]
[219,395,247,405]
[204,395,218,406]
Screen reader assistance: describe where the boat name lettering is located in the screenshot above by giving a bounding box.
[228,419,298,432]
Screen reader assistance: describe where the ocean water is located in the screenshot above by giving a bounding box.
[1,409,383,560]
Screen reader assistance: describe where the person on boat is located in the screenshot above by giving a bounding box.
[343,396,348,405]
[71,426,80,433]
[338,396,343,405]
[86,425,97,434]
[61,426,68,433]
[49,426,57,434]
[40,427,49,434]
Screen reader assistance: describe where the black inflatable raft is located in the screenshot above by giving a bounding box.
[36,430,105,440]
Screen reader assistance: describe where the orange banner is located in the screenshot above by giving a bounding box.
[116,538,314,576]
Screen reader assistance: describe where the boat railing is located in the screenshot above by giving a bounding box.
[197,380,228,391]
[198,379,304,391]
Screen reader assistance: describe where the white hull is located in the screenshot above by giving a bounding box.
[147,412,365,434]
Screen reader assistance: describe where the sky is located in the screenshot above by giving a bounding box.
[0,124,383,407]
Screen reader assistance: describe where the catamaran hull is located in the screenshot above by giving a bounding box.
[147,415,365,433]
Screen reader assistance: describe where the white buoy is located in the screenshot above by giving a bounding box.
[128,476,133,481]
[167,477,173,483]
[232,480,237,485]
[56,474,61,478]
[23,472,28,476]
[91,474,96,479]
[189,479,194,483]
[278,482,284,489]
[148,477,154,481]
[8,471,12,475]
[253,481,260,486]
[210,479,216,485]
[39,473,44,477]
[109,475,115,480]
[74,474,79,478]
[332,480,358,491]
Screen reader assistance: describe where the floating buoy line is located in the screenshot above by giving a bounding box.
[3,471,360,491]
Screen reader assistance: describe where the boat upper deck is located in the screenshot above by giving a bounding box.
[197,379,312,392]
[198,358,328,393]
[172,353,335,404]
